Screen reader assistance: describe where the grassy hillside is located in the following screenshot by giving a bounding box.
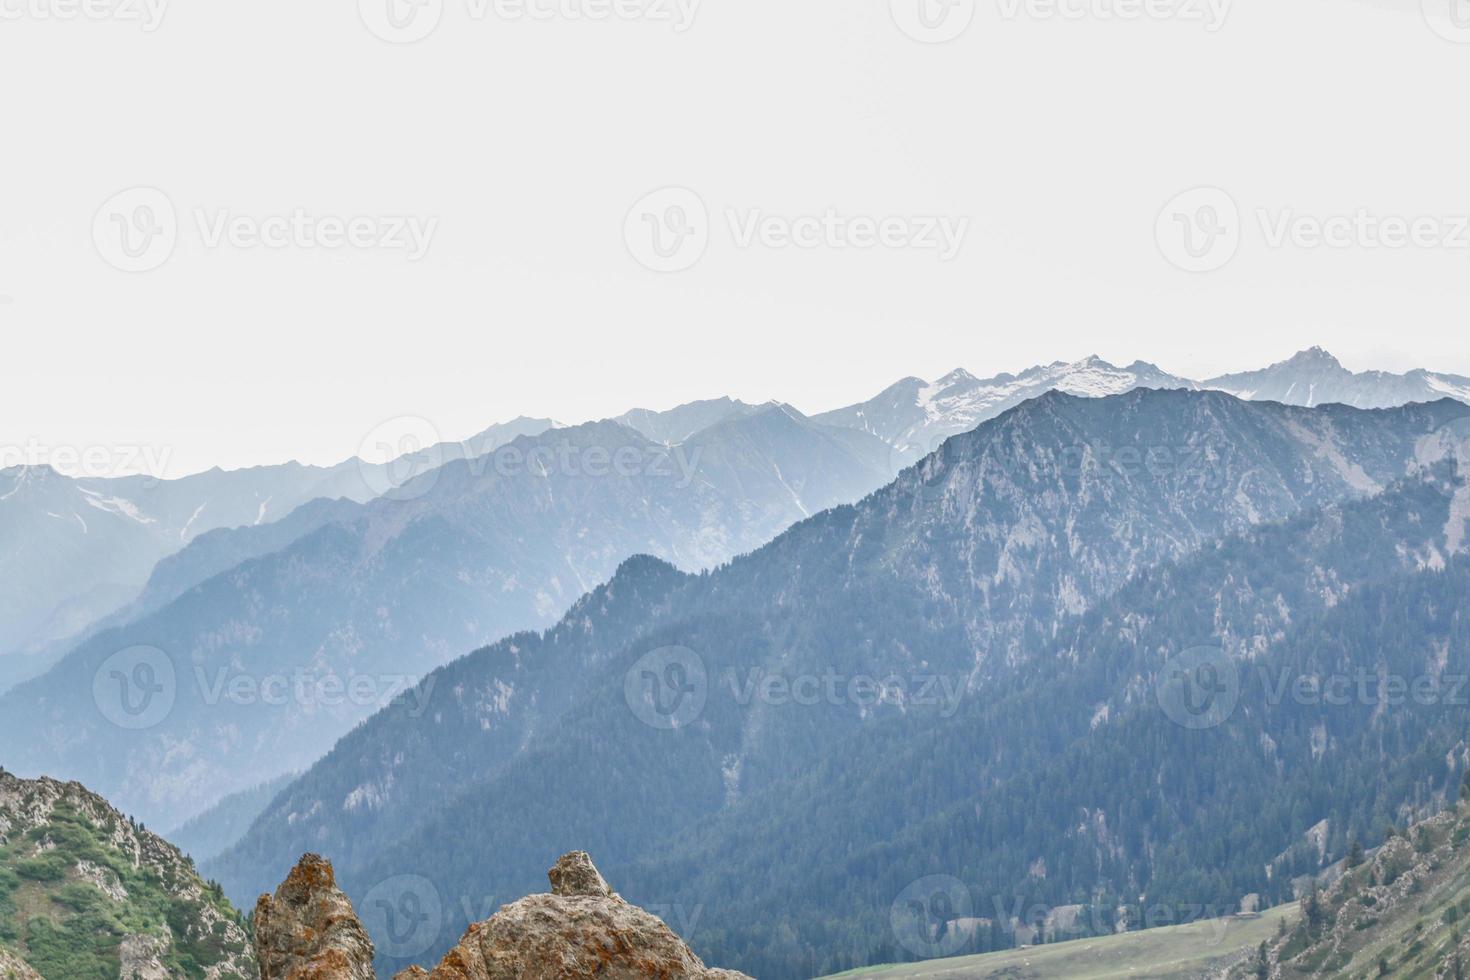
[0,770,254,979]
[822,904,1298,979]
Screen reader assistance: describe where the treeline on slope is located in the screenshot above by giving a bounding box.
[341,471,1468,978]
[207,394,1470,978]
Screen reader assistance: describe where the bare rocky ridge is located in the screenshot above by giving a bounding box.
[255,851,750,980]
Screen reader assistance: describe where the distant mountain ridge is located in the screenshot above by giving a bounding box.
[203,390,1470,977]
[811,348,1470,471]
[5,346,1469,904]
[0,416,559,694]
[814,356,1200,467]
[0,409,895,831]
[1206,346,1470,409]
[6,347,1460,694]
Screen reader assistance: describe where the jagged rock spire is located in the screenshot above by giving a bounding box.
[255,854,376,980]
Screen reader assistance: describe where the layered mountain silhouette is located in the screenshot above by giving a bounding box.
[4,348,1470,976]
[0,417,557,693]
[0,409,892,830]
[204,389,1470,977]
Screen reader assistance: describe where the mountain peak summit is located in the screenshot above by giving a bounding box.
[1287,346,1344,368]
[936,368,978,386]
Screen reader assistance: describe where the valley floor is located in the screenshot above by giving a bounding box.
[822,904,1298,980]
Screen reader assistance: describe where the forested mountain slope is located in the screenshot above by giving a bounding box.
[0,411,893,831]
[207,391,1470,977]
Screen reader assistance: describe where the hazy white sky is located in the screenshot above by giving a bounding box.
[2,0,1467,476]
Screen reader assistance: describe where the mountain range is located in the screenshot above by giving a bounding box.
[4,347,1461,701]
[201,389,1470,977]
[1207,345,1470,410]
[0,406,894,830]
[0,417,557,693]
[3,345,1469,974]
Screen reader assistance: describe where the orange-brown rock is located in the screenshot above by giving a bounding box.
[390,852,751,980]
[255,854,376,980]
[256,851,749,980]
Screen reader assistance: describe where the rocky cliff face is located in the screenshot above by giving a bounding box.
[1234,803,1470,979]
[255,854,376,980]
[0,947,41,980]
[255,851,749,980]
[0,769,255,979]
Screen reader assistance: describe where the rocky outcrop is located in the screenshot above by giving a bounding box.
[0,947,41,980]
[547,850,615,899]
[254,851,750,980]
[392,851,750,980]
[1239,804,1470,979]
[118,933,172,980]
[255,854,376,980]
[0,769,255,980]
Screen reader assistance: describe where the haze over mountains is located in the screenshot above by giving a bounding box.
[203,389,1470,977]
[2,346,1469,979]
[0,417,557,693]
[1207,346,1470,410]
[0,408,894,828]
